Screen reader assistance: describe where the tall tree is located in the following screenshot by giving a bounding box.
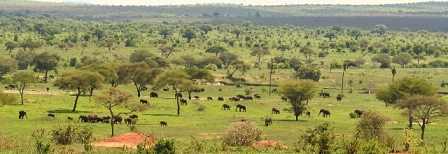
[278,79,317,121]
[395,95,448,141]
[98,38,115,52]
[300,47,316,60]
[153,70,194,115]
[199,24,214,34]
[205,46,227,56]
[2,72,36,105]
[182,28,196,43]
[219,52,238,69]
[80,64,118,96]
[250,47,270,70]
[276,45,291,55]
[93,87,133,136]
[5,41,18,55]
[117,63,162,97]
[229,60,251,77]
[31,52,59,83]
[349,29,362,40]
[159,47,180,59]
[376,77,437,128]
[0,57,17,79]
[55,70,104,112]
[159,28,172,39]
[296,66,321,82]
[392,52,412,68]
[15,50,36,70]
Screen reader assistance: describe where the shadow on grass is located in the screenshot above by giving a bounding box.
[142,113,178,117]
[68,94,92,97]
[275,119,309,122]
[226,76,246,83]
[47,109,92,114]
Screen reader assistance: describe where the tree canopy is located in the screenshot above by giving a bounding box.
[2,72,36,105]
[278,79,317,121]
[31,52,60,82]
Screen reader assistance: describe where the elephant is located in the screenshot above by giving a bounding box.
[236,104,246,112]
[222,104,231,110]
[160,121,168,126]
[354,110,364,117]
[272,108,280,114]
[318,109,331,117]
[113,115,123,124]
[48,113,55,118]
[19,110,28,119]
[180,98,187,105]
[265,117,272,126]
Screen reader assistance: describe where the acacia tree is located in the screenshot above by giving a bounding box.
[0,57,17,79]
[376,77,436,128]
[159,28,172,39]
[183,68,215,99]
[182,28,196,43]
[153,69,194,115]
[2,72,36,105]
[15,50,36,70]
[55,70,104,112]
[31,52,59,83]
[392,52,412,68]
[5,41,18,55]
[278,79,317,121]
[205,46,227,56]
[229,60,251,77]
[219,52,238,69]
[93,87,133,136]
[276,45,291,55]
[80,64,118,96]
[250,47,270,70]
[117,62,162,97]
[395,95,448,141]
[159,47,180,59]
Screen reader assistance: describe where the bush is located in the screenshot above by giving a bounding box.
[51,124,93,145]
[153,138,176,154]
[222,122,262,146]
[356,110,389,140]
[349,112,357,118]
[192,100,206,111]
[299,122,336,154]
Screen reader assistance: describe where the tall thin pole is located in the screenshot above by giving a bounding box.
[269,58,273,96]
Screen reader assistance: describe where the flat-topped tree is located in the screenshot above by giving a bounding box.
[159,47,180,59]
[183,67,215,99]
[205,46,227,56]
[31,52,59,83]
[228,60,251,77]
[250,47,270,70]
[278,79,317,121]
[5,41,17,55]
[182,28,196,43]
[153,69,194,115]
[219,52,238,69]
[276,45,291,55]
[55,70,104,112]
[93,87,133,136]
[199,24,213,34]
[117,62,162,97]
[80,64,118,96]
[2,72,36,105]
[158,28,172,39]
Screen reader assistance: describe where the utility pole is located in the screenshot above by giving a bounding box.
[269,58,274,96]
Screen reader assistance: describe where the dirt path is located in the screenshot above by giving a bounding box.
[2,89,73,95]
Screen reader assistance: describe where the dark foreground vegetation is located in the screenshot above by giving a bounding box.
[1,0,448,153]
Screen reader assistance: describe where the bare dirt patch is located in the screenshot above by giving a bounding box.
[252,140,288,149]
[91,133,156,149]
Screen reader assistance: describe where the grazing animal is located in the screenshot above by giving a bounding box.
[354,110,364,117]
[113,115,123,124]
[265,117,272,126]
[254,94,261,100]
[140,86,148,91]
[222,104,231,110]
[48,113,55,118]
[129,114,138,119]
[160,121,168,126]
[272,108,280,114]
[125,118,133,124]
[46,87,50,91]
[218,97,224,101]
[95,117,103,123]
[102,116,111,123]
[229,97,240,101]
[281,96,288,101]
[68,117,73,121]
[236,94,246,100]
[305,111,311,117]
[18,110,28,119]
[49,75,55,79]
[207,96,213,101]
[236,104,246,112]
[318,109,331,117]
[150,91,158,98]
[194,96,200,99]
[336,95,342,101]
[245,96,253,101]
[180,98,187,105]
[318,92,331,98]
[140,99,149,104]
[163,87,169,91]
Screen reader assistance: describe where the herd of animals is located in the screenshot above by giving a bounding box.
[14,85,364,127]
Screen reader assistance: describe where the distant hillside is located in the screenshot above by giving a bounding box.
[1,0,448,31]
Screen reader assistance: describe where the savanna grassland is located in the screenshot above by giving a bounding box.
[1,1,448,153]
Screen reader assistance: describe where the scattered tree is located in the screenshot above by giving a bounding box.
[205,46,227,56]
[2,72,36,105]
[296,66,321,82]
[371,53,391,68]
[117,62,162,97]
[278,79,317,121]
[0,90,17,107]
[31,52,59,83]
[356,110,390,139]
[0,57,17,79]
[276,45,291,55]
[250,47,270,70]
[219,52,238,69]
[229,60,251,77]
[182,28,196,43]
[153,70,194,115]
[5,41,18,55]
[392,52,412,68]
[159,47,180,59]
[15,50,36,70]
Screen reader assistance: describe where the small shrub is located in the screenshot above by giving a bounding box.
[32,128,53,154]
[356,110,389,140]
[222,122,262,146]
[299,122,336,154]
[153,138,176,154]
[50,123,93,145]
[349,112,357,118]
[136,138,152,154]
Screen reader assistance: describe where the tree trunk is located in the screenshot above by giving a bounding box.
[229,69,238,77]
[44,70,48,83]
[295,115,298,121]
[72,91,81,112]
[109,109,115,136]
[188,91,192,100]
[176,94,180,115]
[421,119,426,141]
[89,87,94,97]
[408,116,413,128]
[20,89,24,105]
[134,84,141,97]
[258,57,261,70]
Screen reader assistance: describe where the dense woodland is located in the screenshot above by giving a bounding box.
[1,1,448,153]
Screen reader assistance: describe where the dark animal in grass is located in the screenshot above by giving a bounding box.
[78,115,89,122]
[87,114,98,123]
[163,87,169,91]
[140,99,149,104]
[95,117,103,123]
[68,117,73,121]
[236,104,246,112]
[125,118,133,125]
[18,110,28,119]
[229,97,240,101]
[254,94,261,100]
[150,91,158,98]
[354,110,364,117]
[245,96,253,101]
[281,96,288,101]
[49,75,55,79]
[265,117,272,126]
[140,86,148,91]
[102,116,111,123]
[336,95,342,101]
[48,113,55,118]
[207,96,213,101]
[6,84,16,90]
[241,119,248,122]
[218,97,224,101]
[272,108,280,114]
[236,94,246,100]
[222,104,231,110]
[305,111,311,117]
[318,109,331,117]
[129,114,138,119]
[194,96,200,99]
[180,98,187,105]
[160,121,168,126]
[46,87,50,91]
[318,92,331,98]
[113,115,123,124]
